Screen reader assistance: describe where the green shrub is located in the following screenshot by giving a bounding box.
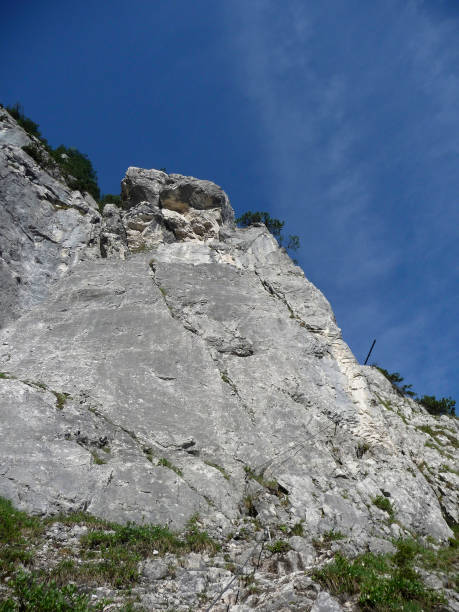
[6,103,43,141]
[51,146,100,200]
[0,496,219,603]
[0,497,42,576]
[419,395,456,417]
[372,495,394,520]
[1,571,94,611]
[51,391,70,410]
[373,366,415,397]
[373,365,456,416]
[21,144,54,170]
[313,545,445,611]
[184,514,220,554]
[266,540,291,554]
[237,211,284,238]
[236,210,300,252]
[98,193,122,212]
[5,102,101,200]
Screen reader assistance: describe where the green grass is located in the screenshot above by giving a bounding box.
[323,529,346,542]
[413,526,458,590]
[1,374,71,410]
[313,538,447,611]
[0,571,98,611]
[244,466,285,497]
[439,463,458,475]
[25,379,48,390]
[0,495,219,605]
[356,442,370,458]
[266,540,291,554]
[0,497,43,576]
[57,548,141,588]
[51,391,71,410]
[375,394,394,412]
[220,371,231,384]
[441,431,459,449]
[417,424,438,437]
[372,495,395,521]
[158,457,183,477]
[416,425,458,448]
[184,513,220,554]
[90,451,107,466]
[80,514,219,583]
[313,529,347,551]
[204,461,230,481]
[290,521,304,537]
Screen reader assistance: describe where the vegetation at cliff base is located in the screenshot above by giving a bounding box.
[312,533,459,611]
[0,572,95,611]
[0,495,218,609]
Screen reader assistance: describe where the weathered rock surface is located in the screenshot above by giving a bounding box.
[0,111,457,609]
[121,167,234,250]
[0,109,102,327]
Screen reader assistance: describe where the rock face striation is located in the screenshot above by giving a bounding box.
[0,110,458,610]
[0,110,102,328]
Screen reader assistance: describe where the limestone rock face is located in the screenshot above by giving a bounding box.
[0,112,458,609]
[0,110,102,327]
[121,167,234,249]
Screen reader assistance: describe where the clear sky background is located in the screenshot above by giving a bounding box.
[1,0,458,402]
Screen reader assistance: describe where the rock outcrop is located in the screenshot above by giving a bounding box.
[0,110,102,327]
[0,110,457,610]
[120,167,234,250]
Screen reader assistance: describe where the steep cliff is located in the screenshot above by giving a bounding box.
[0,110,457,610]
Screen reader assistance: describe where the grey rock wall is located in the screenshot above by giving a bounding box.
[0,110,102,327]
[0,112,457,609]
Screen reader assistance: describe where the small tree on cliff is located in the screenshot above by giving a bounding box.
[236,211,300,252]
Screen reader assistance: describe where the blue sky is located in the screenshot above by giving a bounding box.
[1,0,458,402]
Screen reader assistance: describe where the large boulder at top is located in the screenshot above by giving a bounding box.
[120,167,234,249]
[121,167,233,220]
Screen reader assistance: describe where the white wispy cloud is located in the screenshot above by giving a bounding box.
[224,0,459,398]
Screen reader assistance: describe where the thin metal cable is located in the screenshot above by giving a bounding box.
[204,530,267,612]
